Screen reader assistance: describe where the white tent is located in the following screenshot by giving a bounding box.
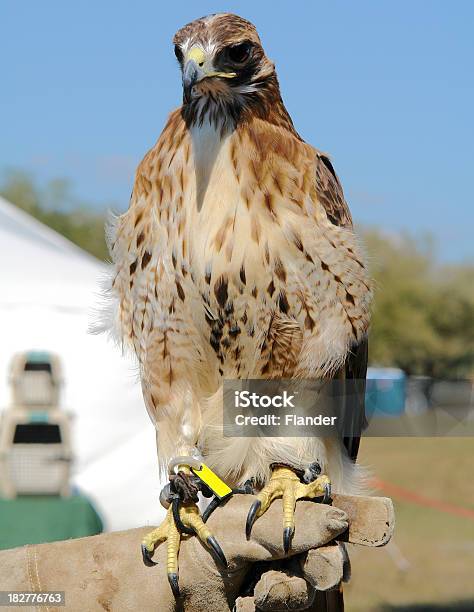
[0,196,165,531]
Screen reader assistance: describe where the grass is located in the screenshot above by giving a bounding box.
[344,438,474,611]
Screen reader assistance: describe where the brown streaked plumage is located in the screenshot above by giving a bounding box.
[103,13,372,573]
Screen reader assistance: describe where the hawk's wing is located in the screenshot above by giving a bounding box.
[341,338,368,461]
[315,152,368,461]
[315,152,353,228]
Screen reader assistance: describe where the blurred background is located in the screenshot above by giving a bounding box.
[0,1,473,610]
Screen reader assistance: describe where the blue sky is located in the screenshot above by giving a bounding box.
[1,1,473,261]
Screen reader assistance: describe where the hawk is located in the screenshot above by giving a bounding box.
[104,13,371,595]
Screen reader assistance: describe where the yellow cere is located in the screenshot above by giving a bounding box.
[186,46,236,79]
[191,462,233,500]
[187,46,206,65]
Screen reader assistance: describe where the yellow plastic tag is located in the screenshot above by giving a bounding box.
[191,462,233,500]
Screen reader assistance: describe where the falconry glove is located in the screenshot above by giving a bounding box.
[0,494,394,611]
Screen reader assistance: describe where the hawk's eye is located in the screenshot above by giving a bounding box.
[227,43,251,64]
[174,45,183,63]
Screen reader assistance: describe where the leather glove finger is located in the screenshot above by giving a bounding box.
[253,569,314,611]
[299,543,347,591]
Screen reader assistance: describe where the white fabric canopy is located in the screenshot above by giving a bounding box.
[0,196,165,531]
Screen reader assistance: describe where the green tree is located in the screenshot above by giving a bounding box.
[0,169,109,260]
[364,229,474,378]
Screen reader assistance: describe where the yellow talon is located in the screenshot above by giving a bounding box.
[246,466,331,553]
[141,506,180,567]
[141,501,228,597]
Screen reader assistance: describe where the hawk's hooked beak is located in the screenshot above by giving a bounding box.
[182,58,204,104]
[182,46,237,104]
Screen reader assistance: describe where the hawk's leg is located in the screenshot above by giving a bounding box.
[141,467,227,598]
[246,463,331,554]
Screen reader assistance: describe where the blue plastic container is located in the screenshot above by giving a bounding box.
[366,367,406,417]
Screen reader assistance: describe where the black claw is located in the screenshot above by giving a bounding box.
[246,500,261,540]
[283,526,294,554]
[207,535,228,568]
[202,496,222,523]
[141,544,157,567]
[172,496,194,535]
[323,482,332,504]
[168,572,180,598]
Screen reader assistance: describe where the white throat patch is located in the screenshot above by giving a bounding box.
[190,121,229,211]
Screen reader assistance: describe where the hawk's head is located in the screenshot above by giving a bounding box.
[173,14,278,130]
